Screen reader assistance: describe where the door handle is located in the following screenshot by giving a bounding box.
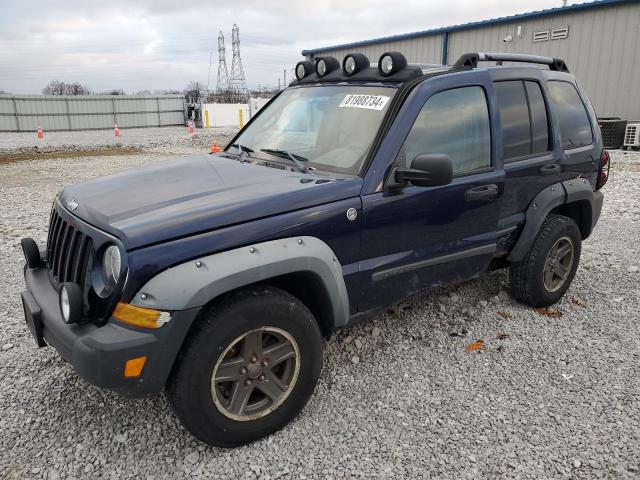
[539,163,561,176]
[465,184,498,202]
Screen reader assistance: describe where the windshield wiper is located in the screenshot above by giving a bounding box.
[228,143,254,163]
[230,143,254,153]
[260,148,308,173]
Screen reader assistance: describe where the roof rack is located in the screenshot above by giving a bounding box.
[452,53,570,73]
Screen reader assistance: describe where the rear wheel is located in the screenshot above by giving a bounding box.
[168,285,323,447]
[509,214,581,307]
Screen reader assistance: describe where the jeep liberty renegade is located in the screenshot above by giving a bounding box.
[20,52,607,447]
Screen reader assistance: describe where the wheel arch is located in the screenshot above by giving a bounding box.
[548,199,593,240]
[130,236,350,333]
[507,178,602,262]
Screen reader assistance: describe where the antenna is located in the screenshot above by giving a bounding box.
[216,31,229,94]
[229,24,249,102]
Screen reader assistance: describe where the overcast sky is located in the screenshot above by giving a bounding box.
[0,0,566,94]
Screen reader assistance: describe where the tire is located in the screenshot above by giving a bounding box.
[167,285,323,447]
[509,214,581,307]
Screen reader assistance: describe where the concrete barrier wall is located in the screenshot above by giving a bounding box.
[202,98,271,128]
[0,94,186,132]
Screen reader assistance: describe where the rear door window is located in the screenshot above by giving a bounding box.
[547,81,593,149]
[495,80,550,162]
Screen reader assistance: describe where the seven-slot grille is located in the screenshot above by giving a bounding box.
[46,206,93,287]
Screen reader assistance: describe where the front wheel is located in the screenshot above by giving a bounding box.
[167,286,323,447]
[509,214,582,307]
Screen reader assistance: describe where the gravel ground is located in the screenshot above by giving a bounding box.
[0,130,639,479]
[0,126,238,157]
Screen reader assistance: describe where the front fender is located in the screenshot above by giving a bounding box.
[130,236,350,328]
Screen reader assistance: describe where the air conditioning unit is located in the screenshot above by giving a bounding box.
[623,122,640,150]
[598,118,627,149]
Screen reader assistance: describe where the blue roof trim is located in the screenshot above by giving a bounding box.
[301,0,638,56]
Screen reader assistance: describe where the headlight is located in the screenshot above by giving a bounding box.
[103,245,122,287]
[378,51,407,76]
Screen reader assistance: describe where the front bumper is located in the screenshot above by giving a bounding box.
[22,263,200,398]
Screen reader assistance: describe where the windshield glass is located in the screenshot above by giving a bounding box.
[227,85,396,175]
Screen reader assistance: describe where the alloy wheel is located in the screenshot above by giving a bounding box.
[542,236,575,292]
[211,327,300,421]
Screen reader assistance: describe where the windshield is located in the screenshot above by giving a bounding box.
[227,85,396,175]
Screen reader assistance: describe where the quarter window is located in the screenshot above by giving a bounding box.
[403,87,491,176]
[495,80,550,162]
[547,81,593,149]
[495,81,530,160]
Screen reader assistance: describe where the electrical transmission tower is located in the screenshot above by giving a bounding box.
[216,31,229,94]
[229,24,249,101]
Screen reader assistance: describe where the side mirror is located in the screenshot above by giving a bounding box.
[388,153,453,189]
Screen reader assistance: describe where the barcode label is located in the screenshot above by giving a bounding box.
[339,94,390,111]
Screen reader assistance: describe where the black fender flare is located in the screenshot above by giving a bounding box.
[507,178,603,263]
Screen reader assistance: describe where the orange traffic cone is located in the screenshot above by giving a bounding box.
[114,124,121,137]
[36,126,44,140]
[187,121,194,135]
[210,142,221,153]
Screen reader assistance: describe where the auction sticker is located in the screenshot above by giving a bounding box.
[339,94,390,110]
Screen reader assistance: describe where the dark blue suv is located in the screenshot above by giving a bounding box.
[20,52,608,447]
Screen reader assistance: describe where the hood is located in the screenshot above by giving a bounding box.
[60,154,362,250]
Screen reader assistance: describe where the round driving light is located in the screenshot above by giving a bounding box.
[342,53,370,76]
[103,245,122,288]
[59,282,83,324]
[295,61,313,80]
[378,51,407,77]
[60,286,70,321]
[345,56,356,74]
[315,56,340,77]
[380,55,394,75]
[317,59,327,76]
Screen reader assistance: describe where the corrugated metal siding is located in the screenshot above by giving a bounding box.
[0,95,186,132]
[447,2,640,119]
[306,2,640,120]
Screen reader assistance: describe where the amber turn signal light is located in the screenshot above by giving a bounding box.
[124,356,147,378]
[112,302,170,329]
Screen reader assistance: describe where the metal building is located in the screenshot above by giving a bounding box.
[302,0,640,120]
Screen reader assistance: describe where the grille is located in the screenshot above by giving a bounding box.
[46,207,93,287]
[625,125,638,146]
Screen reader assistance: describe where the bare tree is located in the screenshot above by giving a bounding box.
[43,80,90,95]
[99,88,125,95]
[184,81,205,103]
[42,80,66,95]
